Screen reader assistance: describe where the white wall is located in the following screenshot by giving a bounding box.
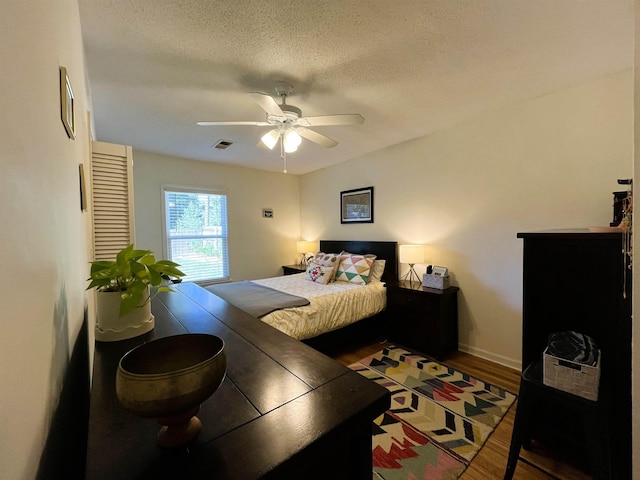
[301,70,633,368]
[133,151,301,280]
[0,2,634,477]
[0,1,93,479]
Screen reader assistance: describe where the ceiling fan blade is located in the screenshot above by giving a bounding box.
[197,121,270,126]
[302,114,364,127]
[298,128,338,148]
[248,92,284,116]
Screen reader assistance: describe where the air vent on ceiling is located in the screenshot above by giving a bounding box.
[213,140,233,150]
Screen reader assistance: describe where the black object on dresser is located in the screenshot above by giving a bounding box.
[514,229,631,479]
[282,264,306,275]
[386,280,459,359]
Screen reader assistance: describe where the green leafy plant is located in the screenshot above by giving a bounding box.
[87,244,186,316]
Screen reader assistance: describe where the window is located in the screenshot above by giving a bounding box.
[163,187,229,283]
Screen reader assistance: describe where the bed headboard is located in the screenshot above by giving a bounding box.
[319,240,398,283]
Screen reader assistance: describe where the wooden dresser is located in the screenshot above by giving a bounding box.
[517,229,631,479]
[85,282,390,479]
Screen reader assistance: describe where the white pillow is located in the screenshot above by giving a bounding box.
[369,259,386,282]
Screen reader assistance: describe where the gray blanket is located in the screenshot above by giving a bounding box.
[205,281,310,318]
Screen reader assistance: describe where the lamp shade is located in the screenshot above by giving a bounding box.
[399,244,424,264]
[296,240,318,254]
[283,130,302,153]
[261,130,280,150]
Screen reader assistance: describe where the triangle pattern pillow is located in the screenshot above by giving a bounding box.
[335,254,376,285]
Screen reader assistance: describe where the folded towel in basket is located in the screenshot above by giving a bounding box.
[547,331,599,366]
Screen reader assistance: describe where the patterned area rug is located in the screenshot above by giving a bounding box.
[349,345,516,480]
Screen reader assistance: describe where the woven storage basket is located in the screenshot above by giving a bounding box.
[543,347,600,401]
[422,273,450,289]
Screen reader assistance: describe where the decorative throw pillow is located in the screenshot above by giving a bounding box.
[339,252,382,282]
[311,252,341,280]
[305,261,334,284]
[335,254,376,285]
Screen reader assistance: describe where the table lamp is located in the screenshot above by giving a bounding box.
[399,244,424,284]
[296,240,318,266]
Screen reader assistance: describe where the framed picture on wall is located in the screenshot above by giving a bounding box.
[79,164,87,211]
[340,186,374,224]
[60,66,75,139]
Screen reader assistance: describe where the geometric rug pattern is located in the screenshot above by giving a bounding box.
[349,345,516,480]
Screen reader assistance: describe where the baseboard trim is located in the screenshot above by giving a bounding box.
[458,342,522,371]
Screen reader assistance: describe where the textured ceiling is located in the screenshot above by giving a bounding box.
[78,0,633,175]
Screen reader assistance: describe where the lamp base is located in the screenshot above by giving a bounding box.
[299,253,311,267]
[401,265,421,285]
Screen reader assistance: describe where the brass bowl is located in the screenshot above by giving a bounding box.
[116,333,226,447]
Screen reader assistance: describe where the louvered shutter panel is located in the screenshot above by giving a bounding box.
[90,141,135,260]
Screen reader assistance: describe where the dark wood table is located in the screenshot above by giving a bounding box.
[85,282,390,479]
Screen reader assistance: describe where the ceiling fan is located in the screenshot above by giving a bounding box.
[197,82,364,172]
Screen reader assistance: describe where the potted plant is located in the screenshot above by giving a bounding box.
[87,244,186,342]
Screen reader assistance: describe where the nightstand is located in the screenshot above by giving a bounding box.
[282,264,307,275]
[386,280,459,359]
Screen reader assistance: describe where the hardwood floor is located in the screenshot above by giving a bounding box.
[328,340,593,480]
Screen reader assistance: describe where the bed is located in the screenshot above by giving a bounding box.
[205,240,398,342]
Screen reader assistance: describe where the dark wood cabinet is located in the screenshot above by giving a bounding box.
[517,229,631,479]
[282,264,306,275]
[386,281,459,359]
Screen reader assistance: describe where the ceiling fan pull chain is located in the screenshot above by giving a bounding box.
[280,137,287,173]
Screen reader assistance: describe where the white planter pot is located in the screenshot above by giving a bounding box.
[95,289,155,342]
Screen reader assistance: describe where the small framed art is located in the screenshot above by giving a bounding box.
[60,66,75,139]
[340,186,374,224]
[79,164,87,211]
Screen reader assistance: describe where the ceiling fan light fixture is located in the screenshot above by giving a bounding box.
[197,82,365,169]
[283,143,297,154]
[283,130,302,153]
[261,130,279,150]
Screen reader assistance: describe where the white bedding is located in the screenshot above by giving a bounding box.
[251,273,387,340]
